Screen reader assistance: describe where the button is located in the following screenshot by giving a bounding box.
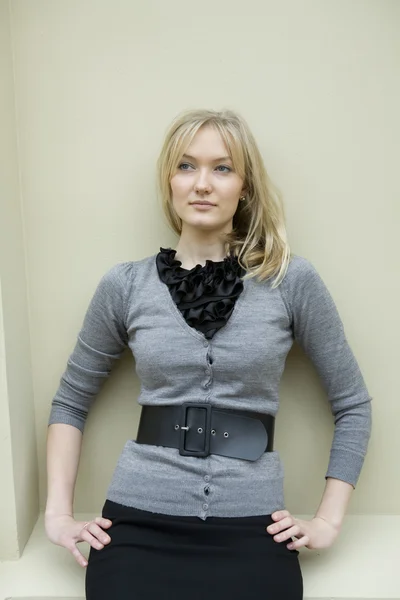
[204,475,210,482]
[204,486,210,495]
[202,503,209,510]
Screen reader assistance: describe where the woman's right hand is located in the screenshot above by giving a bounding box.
[44,513,112,568]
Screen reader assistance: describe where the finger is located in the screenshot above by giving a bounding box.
[69,542,89,568]
[287,535,310,550]
[273,525,301,543]
[271,510,290,521]
[79,528,106,550]
[267,516,294,534]
[94,516,113,528]
[80,522,111,545]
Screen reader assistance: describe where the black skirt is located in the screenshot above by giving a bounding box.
[85,500,303,600]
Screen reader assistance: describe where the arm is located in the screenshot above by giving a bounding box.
[314,477,353,530]
[48,262,133,431]
[268,478,353,549]
[45,421,113,568]
[45,423,83,517]
[45,262,133,567]
[267,257,372,549]
[280,255,372,490]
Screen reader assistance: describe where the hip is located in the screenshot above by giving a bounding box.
[86,499,303,600]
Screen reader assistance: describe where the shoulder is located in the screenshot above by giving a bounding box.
[99,254,156,295]
[100,253,156,290]
[279,254,321,296]
[284,254,319,283]
[98,261,135,293]
[280,253,334,309]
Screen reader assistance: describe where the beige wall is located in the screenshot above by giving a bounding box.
[0,280,19,559]
[0,0,39,559]
[3,0,399,525]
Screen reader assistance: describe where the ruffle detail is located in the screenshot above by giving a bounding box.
[156,247,245,339]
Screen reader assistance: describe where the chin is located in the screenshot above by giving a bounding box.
[183,216,232,233]
[187,221,218,231]
[180,215,215,227]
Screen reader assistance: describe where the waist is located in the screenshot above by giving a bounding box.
[136,402,275,461]
[106,439,285,519]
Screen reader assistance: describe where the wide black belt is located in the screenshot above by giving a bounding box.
[136,403,275,461]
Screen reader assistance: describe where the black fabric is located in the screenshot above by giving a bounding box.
[85,500,303,600]
[156,246,246,339]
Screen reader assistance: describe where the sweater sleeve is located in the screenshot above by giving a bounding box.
[48,262,133,433]
[280,255,372,488]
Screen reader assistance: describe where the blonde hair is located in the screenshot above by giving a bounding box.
[156,108,291,287]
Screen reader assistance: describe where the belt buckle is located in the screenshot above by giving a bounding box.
[179,402,212,457]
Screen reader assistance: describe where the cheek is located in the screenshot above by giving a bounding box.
[220,180,243,199]
[170,175,189,197]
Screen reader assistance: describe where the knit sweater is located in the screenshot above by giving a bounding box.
[48,252,372,519]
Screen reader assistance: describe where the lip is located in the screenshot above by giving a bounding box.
[191,202,215,210]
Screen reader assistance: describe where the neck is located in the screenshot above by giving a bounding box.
[174,229,230,270]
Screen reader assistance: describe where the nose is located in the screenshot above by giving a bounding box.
[194,169,212,194]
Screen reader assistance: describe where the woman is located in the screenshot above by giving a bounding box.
[45,108,372,600]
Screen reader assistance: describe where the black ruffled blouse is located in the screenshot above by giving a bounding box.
[156,247,246,339]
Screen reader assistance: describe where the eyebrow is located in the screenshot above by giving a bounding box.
[182,154,233,163]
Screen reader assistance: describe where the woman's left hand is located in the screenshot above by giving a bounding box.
[266,510,341,551]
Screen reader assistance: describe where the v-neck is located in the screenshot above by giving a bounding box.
[152,253,251,344]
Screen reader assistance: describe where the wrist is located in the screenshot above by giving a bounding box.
[45,508,73,519]
[45,495,74,519]
[313,514,342,531]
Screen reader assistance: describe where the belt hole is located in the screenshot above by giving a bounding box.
[174,424,179,430]
[197,427,203,434]
[224,432,229,438]
[211,429,216,436]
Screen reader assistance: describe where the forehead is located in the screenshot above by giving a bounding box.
[184,125,231,159]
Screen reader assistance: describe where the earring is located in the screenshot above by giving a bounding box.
[239,196,246,201]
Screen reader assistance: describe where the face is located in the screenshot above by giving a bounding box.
[170,125,245,235]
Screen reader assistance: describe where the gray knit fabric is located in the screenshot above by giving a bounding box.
[48,253,372,519]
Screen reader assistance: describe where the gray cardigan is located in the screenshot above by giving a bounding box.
[48,252,372,519]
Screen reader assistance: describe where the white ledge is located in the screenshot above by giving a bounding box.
[0,514,399,599]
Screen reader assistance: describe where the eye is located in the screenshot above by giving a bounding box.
[216,165,232,173]
[178,162,193,171]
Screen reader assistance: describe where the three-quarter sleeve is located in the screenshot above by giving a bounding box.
[280,256,372,488]
[48,262,133,433]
